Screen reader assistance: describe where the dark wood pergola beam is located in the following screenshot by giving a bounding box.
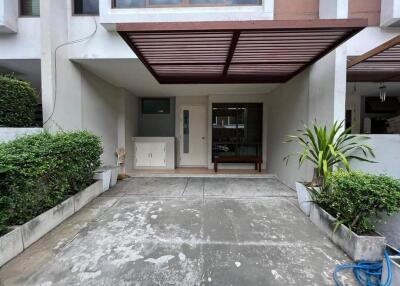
[158,75,289,84]
[347,35,400,68]
[149,61,308,66]
[223,32,240,76]
[117,19,368,32]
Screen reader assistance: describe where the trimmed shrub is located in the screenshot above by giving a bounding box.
[316,170,400,235]
[0,131,102,235]
[0,74,38,127]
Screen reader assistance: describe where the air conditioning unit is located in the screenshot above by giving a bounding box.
[381,0,400,27]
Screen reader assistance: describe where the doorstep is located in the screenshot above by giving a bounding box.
[127,168,277,179]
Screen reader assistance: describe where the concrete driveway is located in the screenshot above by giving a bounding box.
[0,177,353,286]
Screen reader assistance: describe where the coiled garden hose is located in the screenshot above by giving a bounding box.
[333,249,393,286]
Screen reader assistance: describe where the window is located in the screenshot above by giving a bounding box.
[74,0,99,15]
[113,0,260,8]
[142,98,170,114]
[183,110,189,154]
[20,0,40,16]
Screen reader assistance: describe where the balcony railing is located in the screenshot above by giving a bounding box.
[112,0,261,8]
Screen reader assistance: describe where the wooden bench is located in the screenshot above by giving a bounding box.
[213,156,262,172]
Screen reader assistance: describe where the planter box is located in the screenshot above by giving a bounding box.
[21,197,74,248]
[94,169,112,192]
[0,228,24,266]
[295,182,319,216]
[310,204,386,261]
[0,180,102,267]
[73,181,103,212]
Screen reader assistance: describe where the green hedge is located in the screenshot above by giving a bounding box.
[0,131,102,235]
[316,170,400,235]
[0,75,38,127]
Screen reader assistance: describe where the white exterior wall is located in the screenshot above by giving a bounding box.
[68,16,135,60]
[346,27,400,57]
[0,0,17,33]
[319,0,348,19]
[118,90,139,170]
[350,135,400,179]
[381,0,400,27]
[266,47,347,188]
[0,18,41,59]
[266,72,311,188]
[81,70,121,165]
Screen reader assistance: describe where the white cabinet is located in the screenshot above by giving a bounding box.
[135,142,166,167]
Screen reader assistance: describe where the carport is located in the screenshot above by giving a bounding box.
[117,19,366,84]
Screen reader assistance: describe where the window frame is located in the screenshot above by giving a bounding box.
[111,0,261,9]
[72,0,100,16]
[19,0,40,17]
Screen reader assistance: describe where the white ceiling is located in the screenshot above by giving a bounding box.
[0,59,41,92]
[74,58,279,98]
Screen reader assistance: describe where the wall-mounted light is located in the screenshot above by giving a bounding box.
[379,82,387,102]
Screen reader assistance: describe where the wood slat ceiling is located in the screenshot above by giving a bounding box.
[118,20,367,84]
[347,36,400,82]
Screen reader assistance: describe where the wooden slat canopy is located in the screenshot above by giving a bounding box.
[117,19,367,84]
[347,36,400,82]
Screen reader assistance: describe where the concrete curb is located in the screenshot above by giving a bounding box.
[382,256,400,285]
[0,228,24,267]
[309,204,386,261]
[0,180,103,267]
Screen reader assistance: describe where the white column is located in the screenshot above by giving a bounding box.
[319,0,348,19]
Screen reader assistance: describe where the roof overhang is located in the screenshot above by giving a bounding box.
[347,35,400,82]
[117,19,367,84]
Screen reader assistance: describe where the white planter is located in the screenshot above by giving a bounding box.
[94,169,112,192]
[295,182,316,216]
[109,166,119,187]
[310,204,386,261]
[0,180,103,267]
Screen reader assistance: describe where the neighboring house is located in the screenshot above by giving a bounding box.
[0,0,399,187]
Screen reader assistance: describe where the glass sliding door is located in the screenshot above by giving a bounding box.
[212,103,262,161]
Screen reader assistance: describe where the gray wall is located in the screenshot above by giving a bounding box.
[138,97,175,137]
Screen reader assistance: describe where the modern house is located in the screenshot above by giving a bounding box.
[0,0,399,188]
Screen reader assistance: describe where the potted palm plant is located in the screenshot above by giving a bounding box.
[284,121,375,216]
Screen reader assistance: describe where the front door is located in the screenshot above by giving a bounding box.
[180,105,207,167]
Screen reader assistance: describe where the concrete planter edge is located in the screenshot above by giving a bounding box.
[382,256,400,286]
[0,227,24,267]
[309,204,386,261]
[295,182,316,216]
[94,170,112,192]
[0,180,102,267]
